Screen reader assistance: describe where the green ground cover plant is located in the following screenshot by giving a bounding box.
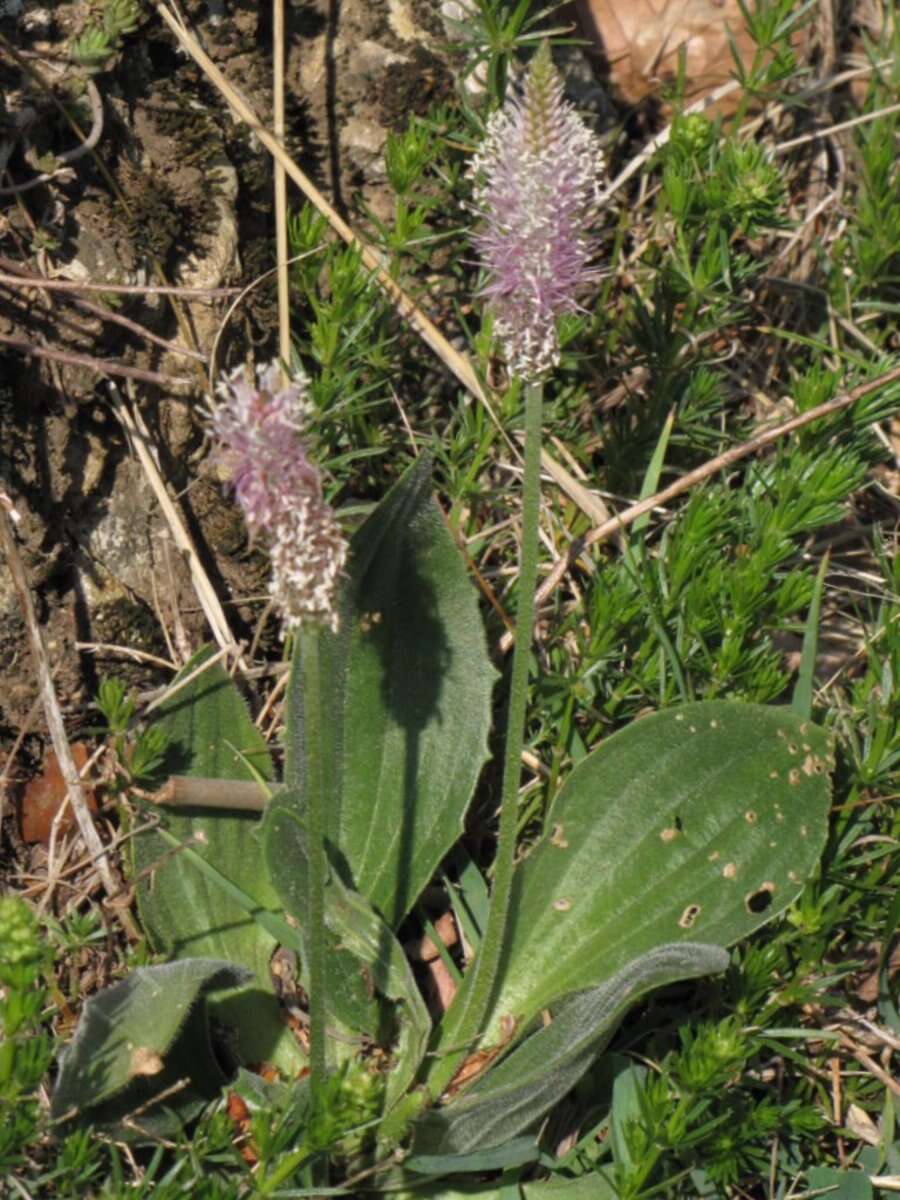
[1,0,899,1197]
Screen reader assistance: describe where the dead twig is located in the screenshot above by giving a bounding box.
[0,266,240,297]
[837,1030,900,1099]
[111,385,246,666]
[152,1,597,531]
[0,75,104,196]
[0,332,192,388]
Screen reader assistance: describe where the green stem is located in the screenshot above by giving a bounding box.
[426,379,544,1098]
[301,626,328,1096]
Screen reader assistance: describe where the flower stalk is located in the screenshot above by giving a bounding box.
[208,362,347,1113]
[427,379,544,1097]
[429,43,603,1095]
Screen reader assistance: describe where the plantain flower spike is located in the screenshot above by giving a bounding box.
[209,363,347,633]
[471,41,604,382]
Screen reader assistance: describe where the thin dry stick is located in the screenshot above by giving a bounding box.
[0,686,48,828]
[599,80,741,206]
[501,364,900,652]
[75,642,177,670]
[0,267,240,296]
[112,387,245,665]
[44,741,108,916]
[2,243,210,364]
[837,1031,900,1099]
[206,250,320,393]
[592,59,891,209]
[154,2,483,399]
[0,508,138,938]
[0,332,192,387]
[774,101,900,154]
[273,0,291,378]
[67,294,207,362]
[0,76,104,196]
[144,644,232,715]
[2,264,209,361]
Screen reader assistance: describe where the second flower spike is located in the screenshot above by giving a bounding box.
[208,363,347,634]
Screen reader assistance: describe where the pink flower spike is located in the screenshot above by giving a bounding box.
[209,363,347,633]
[471,42,604,382]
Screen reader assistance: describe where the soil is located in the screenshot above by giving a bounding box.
[0,0,459,805]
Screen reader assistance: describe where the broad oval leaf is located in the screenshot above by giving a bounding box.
[133,649,276,962]
[479,701,832,1041]
[387,1171,617,1200]
[280,455,496,929]
[51,959,251,1134]
[132,649,298,1070]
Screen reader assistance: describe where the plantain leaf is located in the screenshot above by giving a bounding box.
[325,869,432,1110]
[132,649,300,1070]
[262,790,430,1082]
[466,701,832,1044]
[414,944,728,1155]
[51,959,251,1135]
[405,1136,544,1175]
[279,455,496,929]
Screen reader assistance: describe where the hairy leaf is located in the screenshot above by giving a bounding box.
[473,701,832,1042]
[132,649,298,1069]
[280,455,496,929]
[51,959,251,1134]
[415,944,727,1154]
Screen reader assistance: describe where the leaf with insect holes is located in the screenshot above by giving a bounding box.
[462,701,832,1045]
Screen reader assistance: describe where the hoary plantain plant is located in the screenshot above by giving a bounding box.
[52,454,833,1195]
[50,42,836,1198]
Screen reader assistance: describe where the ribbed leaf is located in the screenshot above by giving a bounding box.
[51,959,251,1133]
[132,649,299,1069]
[474,701,832,1042]
[387,1172,617,1200]
[415,944,727,1155]
[279,455,496,929]
[263,789,427,1055]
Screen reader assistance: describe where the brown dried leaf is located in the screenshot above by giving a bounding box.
[408,911,459,962]
[19,743,98,844]
[855,940,900,1005]
[575,0,803,115]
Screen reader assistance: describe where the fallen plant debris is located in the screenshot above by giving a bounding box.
[18,742,97,845]
[576,0,810,115]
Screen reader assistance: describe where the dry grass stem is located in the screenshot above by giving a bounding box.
[273,0,291,380]
[774,101,900,154]
[112,387,245,666]
[0,507,138,937]
[0,266,240,296]
[152,1,599,528]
